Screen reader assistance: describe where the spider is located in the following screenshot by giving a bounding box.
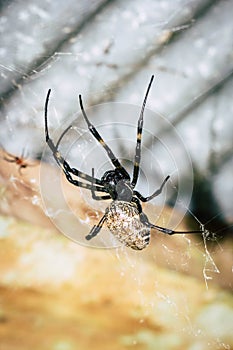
[1,147,35,175]
[44,75,202,250]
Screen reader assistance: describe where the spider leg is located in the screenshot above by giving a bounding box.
[54,123,105,188]
[90,168,111,200]
[55,124,73,150]
[18,164,27,176]
[54,125,106,187]
[131,75,154,188]
[79,94,129,179]
[139,211,203,235]
[1,148,16,159]
[0,145,19,161]
[44,89,103,186]
[149,223,203,235]
[3,157,17,163]
[134,175,170,202]
[62,167,107,192]
[21,147,27,159]
[85,214,106,240]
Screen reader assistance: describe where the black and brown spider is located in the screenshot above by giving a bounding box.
[44,75,202,250]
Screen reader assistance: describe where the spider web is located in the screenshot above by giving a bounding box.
[0,0,232,349]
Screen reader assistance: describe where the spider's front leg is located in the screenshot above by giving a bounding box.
[79,94,129,179]
[44,89,105,190]
[90,168,111,201]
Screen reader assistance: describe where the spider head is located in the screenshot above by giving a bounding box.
[101,169,132,201]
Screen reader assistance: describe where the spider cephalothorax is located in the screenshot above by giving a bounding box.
[44,75,202,250]
[100,168,131,200]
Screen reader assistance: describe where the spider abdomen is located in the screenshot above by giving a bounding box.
[105,201,150,250]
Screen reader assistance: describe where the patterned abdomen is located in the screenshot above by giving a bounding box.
[105,201,150,250]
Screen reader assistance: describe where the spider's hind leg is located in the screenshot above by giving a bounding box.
[86,214,107,240]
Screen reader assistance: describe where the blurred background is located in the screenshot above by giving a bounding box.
[0,0,232,349]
